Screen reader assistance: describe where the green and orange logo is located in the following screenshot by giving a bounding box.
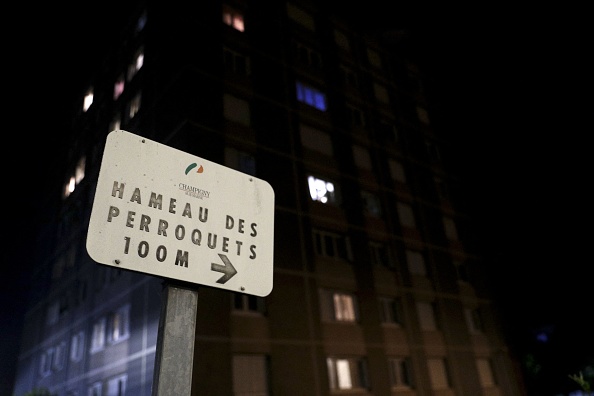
[185,163,204,175]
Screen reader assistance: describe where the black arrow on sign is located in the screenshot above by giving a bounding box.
[211,253,237,284]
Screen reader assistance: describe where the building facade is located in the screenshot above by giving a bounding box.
[14,1,526,395]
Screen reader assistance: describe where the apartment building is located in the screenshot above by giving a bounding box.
[13,1,526,395]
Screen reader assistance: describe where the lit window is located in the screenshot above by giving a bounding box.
[320,289,358,322]
[396,202,416,228]
[83,89,94,112]
[369,241,393,268]
[313,229,352,261]
[90,317,106,353]
[300,124,333,156]
[109,116,121,132]
[416,302,437,331]
[75,156,85,184]
[427,358,450,390]
[308,175,337,204]
[223,93,251,126]
[136,11,147,32]
[388,357,413,389]
[476,358,496,387]
[232,354,269,396]
[127,48,144,81]
[107,373,127,396]
[326,357,369,390]
[108,305,130,344]
[113,75,125,100]
[286,3,315,31]
[379,297,403,325]
[361,190,382,217]
[128,92,142,119]
[222,5,245,32]
[442,216,459,240]
[295,81,327,111]
[232,293,265,314]
[70,331,85,362]
[406,250,426,276]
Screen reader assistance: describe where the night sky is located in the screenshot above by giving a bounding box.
[2,2,590,395]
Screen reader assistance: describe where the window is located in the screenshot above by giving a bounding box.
[406,250,426,276]
[83,89,93,112]
[326,357,369,391]
[64,156,86,199]
[296,81,327,111]
[91,317,106,353]
[338,64,358,89]
[70,331,85,362]
[308,175,338,204]
[109,115,121,132]
[425,139,441,162]
[378,121,399,143]
[320,289,358,322]
[427,358,450,390]
[373,82,389,104]
[367,48,382,69]
[225,147,256,176]
[88,382,102,396]
[233,354,269,396]
[442,216,459,240]
[388,357,413,389]
[223,93,251,126]
[345,104,366,127]
[108,305,130,344]
[379,297,403,325]
[434,176,449,200]
[107,373,128,396]
[128,92,141,119]
[369,241,393,268]
[333,29,350,52]
[47,301,59,325]
[293,41,322,70]
[352,145,372,170]
[223,46,251,76]
[39,347,54,377]
[223,5,245,32]
[313,229,352,261]
[361,190,382,217]
[300,124,333,155]
[127,47,144,81]
[416,106,430,124]
[476,358,496,387]
[388,159,406,183]
[454,260,470,283]
[416,302,437,331]
[53,341,66,371]
[465,308,484,334]
[233,293,265,314]
[396,202,416,228]
[286,3,315,31]
[114,74,125,100]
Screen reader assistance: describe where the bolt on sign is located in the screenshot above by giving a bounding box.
[86,130,275,297]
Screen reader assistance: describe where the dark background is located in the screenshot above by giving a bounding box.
[3,2,590,395]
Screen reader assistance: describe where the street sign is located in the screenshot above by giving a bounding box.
[86,130,275,296]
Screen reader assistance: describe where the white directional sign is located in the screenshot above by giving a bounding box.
[86,130,275,296]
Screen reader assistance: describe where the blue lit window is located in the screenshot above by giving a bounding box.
[296,81,327,111]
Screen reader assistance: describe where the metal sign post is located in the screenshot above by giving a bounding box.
[152,282,198,396]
